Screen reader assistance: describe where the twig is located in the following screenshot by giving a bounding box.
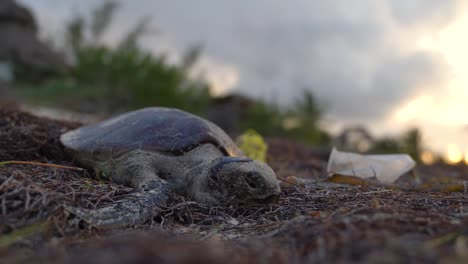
[278,178,305,189]
[0,160,85,171]
[0,175,15,191]
[182,197,194,224]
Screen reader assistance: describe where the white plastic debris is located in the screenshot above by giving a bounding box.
[327,148,416,184]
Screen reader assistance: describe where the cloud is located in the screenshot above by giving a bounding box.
[22,0,458,125]
[356,51,449,120]
[388,0,458,27]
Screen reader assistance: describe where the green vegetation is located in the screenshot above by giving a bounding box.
[371,128,423,162]
[401,128,422,162]
[239,90,329,145]
[19,1,210,115]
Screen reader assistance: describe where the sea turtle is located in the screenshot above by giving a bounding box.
[61,107,280,227]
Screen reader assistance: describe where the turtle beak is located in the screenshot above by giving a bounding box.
[253,186,281,204]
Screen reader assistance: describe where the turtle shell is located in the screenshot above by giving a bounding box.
[60,107,243,157]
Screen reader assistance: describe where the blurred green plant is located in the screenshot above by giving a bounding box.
[239,101,283,136]
[371,137,401,154]
[370,128,423,162]
[19,0,211,114]
[401,128,422,162]
[238,90,329,145]
[284,90,330,144]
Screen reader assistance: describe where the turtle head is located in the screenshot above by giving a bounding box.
[190,157,280,205]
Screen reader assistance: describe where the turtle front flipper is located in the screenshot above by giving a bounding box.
[66,180,172,227]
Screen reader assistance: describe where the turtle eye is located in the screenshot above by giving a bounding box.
[245,176,258,189]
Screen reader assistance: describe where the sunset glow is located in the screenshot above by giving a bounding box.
[434,17,468,76]
[446,144,463,164]
[400,6,468,160]
[393,95,433,123]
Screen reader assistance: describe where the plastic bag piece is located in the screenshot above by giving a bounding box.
[327,148,416,184]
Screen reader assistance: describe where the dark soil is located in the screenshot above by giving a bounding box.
[0,105,467,264]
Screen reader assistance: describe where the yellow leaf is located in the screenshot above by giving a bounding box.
[326,174,366,186]
[236,129,267,162]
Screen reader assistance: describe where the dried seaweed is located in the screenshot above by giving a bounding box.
[0,105,467,263]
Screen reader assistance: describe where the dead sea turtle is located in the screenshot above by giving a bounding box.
[61,107,280,227]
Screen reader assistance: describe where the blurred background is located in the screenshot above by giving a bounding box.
[1,0,467,164]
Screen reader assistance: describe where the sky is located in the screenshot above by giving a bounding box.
[19,0,468,161]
